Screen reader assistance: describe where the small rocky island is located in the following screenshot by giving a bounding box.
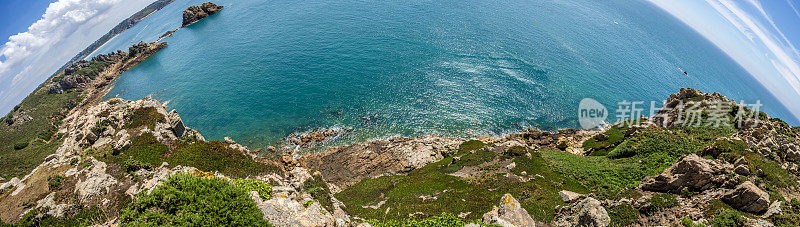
[181,2,224,27]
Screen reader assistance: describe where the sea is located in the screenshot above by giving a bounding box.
[92,0,799,151]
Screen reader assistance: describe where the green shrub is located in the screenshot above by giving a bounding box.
[711,209,745,227]
[120,174,269,226]
[641,194,678,214]
[122,158,152,173]
[458,140,486,153]
[367,213,472,227]
[504,146,529,157]
[608,204,639,226]
[13,142,29,150]
[232,179,272,200]
[304,174,334,211]
[48,175,65,190]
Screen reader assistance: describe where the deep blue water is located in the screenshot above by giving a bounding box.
[96,0,798,150]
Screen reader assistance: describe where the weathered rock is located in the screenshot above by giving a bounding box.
[482,194,536,227]
[735,165,750,176]
[723,181,770,214]
[181,2,223,27]
[641,154,734,193]
[559,190,584,203]
[763,201,782,218]
[301,135,462,191]
[554,197,611,227]
[251,191,339,227]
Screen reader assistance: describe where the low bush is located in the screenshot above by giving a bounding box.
[120,174,269,226]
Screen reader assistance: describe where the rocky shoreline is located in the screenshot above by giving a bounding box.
[1,1,799,226]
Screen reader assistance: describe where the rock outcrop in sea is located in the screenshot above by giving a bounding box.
[181,2,223,27]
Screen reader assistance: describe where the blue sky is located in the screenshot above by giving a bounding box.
[0,0,799,121]
[0,0,56,47]
[0,0,156,116]
[649,0,800,121]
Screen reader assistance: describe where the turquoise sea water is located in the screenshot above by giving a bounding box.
[96,0,798,150]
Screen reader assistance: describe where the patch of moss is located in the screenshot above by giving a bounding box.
[366,212,487,227]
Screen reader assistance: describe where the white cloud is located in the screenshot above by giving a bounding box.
[0,0,156,115]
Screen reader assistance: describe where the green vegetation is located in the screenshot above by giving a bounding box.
[771,199,800,226]
[96,133,282,178]
[3,207,107,227]
[583,126,626,156]
[337,142,586,222]
[120,173,269,226]
[681,216,708,227]
[640,194,678,214]
[123,107,165,130]
[710,209,745,227]
[544,126,736,198]
[0,86,82,179]
[304,173,334,211]
[608,204,639,226]
[233,178,273,200]
[366,213,485,227]
[47,175,65,191]
[458,140,487,153]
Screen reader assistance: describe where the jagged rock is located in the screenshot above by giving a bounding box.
[559,190,584,203]
[763,201,782,218]
[482,194,536,227]
[75,161,118,203]
[251,191,339,227]
[301,135,462,191]
[224,137,236,144]
[723,181,770,214]
[554,197,611,227]
[641,154,734,193]
[735,165,750,176]
[167,110,185,138]
[182,2,223,27]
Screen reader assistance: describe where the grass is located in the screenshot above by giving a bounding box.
[120,173,270,226]
[583,126,626,156]
[0,87,82,179]
[544,126,736,199]
[365,212,490,227]
[337,143,586,222]
[96,133,282,179]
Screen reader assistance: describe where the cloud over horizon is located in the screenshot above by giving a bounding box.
[0,0,155,115]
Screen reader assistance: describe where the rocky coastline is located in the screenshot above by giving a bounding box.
[1,2,799,226]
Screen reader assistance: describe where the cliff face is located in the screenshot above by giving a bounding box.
[181,2,224,27]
